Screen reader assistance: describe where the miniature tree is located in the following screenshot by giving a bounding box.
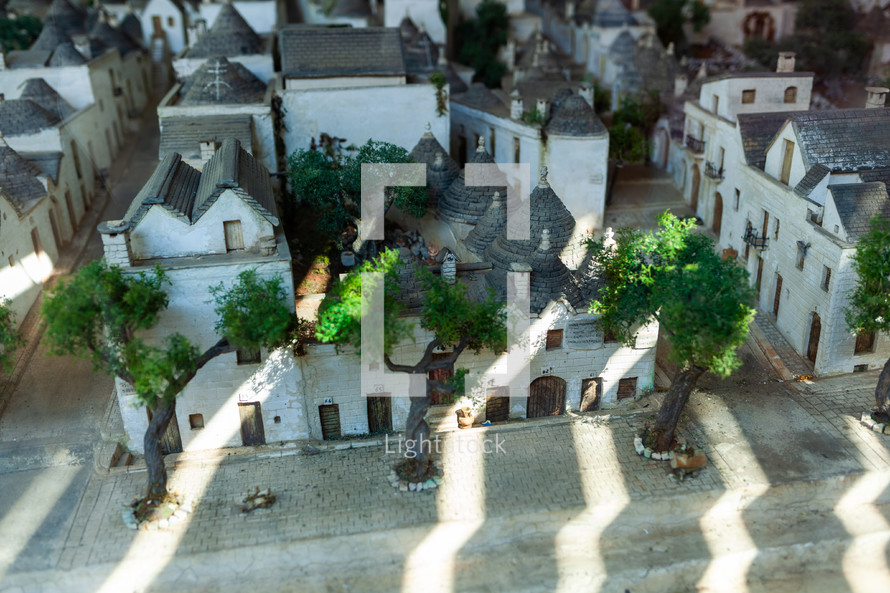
[648,0,710,56]
[0,298,25,375]
[588,213,755,451]
[845,215,890,422]
[0,16,42,52]
[457,0,509,88]
[316,249,506,479]
[42,261,300,504]
[288,138,429,237]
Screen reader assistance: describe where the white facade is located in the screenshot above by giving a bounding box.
[140,0,189,54]
[384,0,446,44]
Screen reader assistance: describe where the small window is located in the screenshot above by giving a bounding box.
[167,16,174,27]
[71,141,82,180]
[188,414,204,430]
[774,218,780,240]
[8,255,14,267]
[780,139,794,185]
[822,266,831,291]
[796,241,808,270]
[513,136,520,163]
[855,330,876,354]
[734,188,740,211]
[236,346,261,365]
[31,228,44,257]
[712,95,719,114]
[489,127,496,155]
[742,89,756,104]
[784,87,797,103]
[617,377,637,400]
[224,220,244,252]
[545,329,564,350]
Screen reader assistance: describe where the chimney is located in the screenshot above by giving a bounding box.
[0,46,6,71]
[196,19,207,37]
[72,35,92,60]
[510,89,523,119]
[674,73,687,98]
[505,39,516,70]
[579,83,594,108]
[476,135,487,154]
[97,220,133,267]
[538,166,550,188]
[538,228,552,252]
[865,87,889,109]
[566,1,575,19]
[536,98,549,120]
[440,248,458,284]
[776,51,796,73]
[666,42,674,56]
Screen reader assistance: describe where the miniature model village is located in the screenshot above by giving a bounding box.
[1,0,890,589]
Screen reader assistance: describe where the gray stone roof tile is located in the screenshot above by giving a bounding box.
[279,26,405,78]
[547,93,606,136]
[737,111,790,169]
[159,114,253,161]
[465,190,506,255]
[0,141,48,212]
[180,57,266,105]
[793,163,830,198]
[20,151,63,183]
[456,82,505,110]
[19,79,75,120]
[47,41,87,66]
[831,182,890,242]
[410,127,459,207]
[437,139,506,224]
[30,20,70,51]
[186,4,263,59]
[89,20,140,56]
[44,0,86,36]
[528,230,585,314]
[0,99,61,136]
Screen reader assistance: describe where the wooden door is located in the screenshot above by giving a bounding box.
[485,386,509,423]
[238,402,266,446]
[152,16,163,37]
[755,256,763,300]
[428,352,453,405]
[367,395,392,434]
[224,220,244,251]
[527,376,566,418]
[807,313,821,362]
[761,210,770,239]
[147,407,183,455]
[773,274,783,317]
[617,377,637,400]
[712,193,723,236]
[690,165,700,212]
[49,211,61,249]
[319,404,341,440]
[580,378,602,412]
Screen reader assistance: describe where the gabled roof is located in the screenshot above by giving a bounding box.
[89,20,140,56]
[830,182,890,242]
[0,99,61,136]
[180,57,267,105]
[0,140,48,213]
[126,138,277,228]
[30,20,70,51]
[279,26,405,78]
[457,82,505,110]
[19,79,75,121]
[186,4,263,59]
[47,41,87,66]
[19,151,63,183]
[159,114,253,161]
[120,13,145,44]
[736,111,791,169]
[793,163,830,198]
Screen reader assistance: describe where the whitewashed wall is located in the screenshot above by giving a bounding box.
[141,0,188,54]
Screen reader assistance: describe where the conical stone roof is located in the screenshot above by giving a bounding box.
[90,20,140,56]
[547,93,606,136]
[120,13,144,44]
[30,20,70,51]
[484,167,576,272]
[437,137,506,225]
[465,190,506,255]
[20,78,75,120]
[44,0,86,37]
[528,228,584,313]
[0,138,48,211]
[409,125,459,208]
[47,40,87,66]
[186,4,263,58]
[180,57,266,105]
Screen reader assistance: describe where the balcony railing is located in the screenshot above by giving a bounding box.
[743,222,769,250]
[704,161,724,181]
[685,135,705,154]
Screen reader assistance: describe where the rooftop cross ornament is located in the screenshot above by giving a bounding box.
[203,60,232,102]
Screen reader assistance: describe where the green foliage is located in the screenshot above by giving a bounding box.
[846,216,890,336]
[589,212,755,376]
[743,0,870,79]
[0,298,25,374]
[648,0,710,56]
[211,269,303,351]
[594,83,612,114]
[457,0,509,88]
[316,248,506,358]
[0,16,42,52]
[447,368,470,397]
[609,93,662,162]
[288,138,428,238]
[430,70,449,116]
[42,260,299,407]
[521,107,546,125]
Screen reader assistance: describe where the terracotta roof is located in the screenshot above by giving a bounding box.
[279,26,405,78]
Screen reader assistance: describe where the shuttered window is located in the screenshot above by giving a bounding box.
[545,329,564,350]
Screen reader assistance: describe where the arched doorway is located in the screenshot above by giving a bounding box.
[807,313,821,362]
[690,164,701,213]
[713,192,723,236]
[527,376,566,418]
[656,128,670,169]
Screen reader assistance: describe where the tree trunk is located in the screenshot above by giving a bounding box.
[874,357,890,420]
[404,378,433,481]
[651,365,706,452]
[144,400,175,501]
